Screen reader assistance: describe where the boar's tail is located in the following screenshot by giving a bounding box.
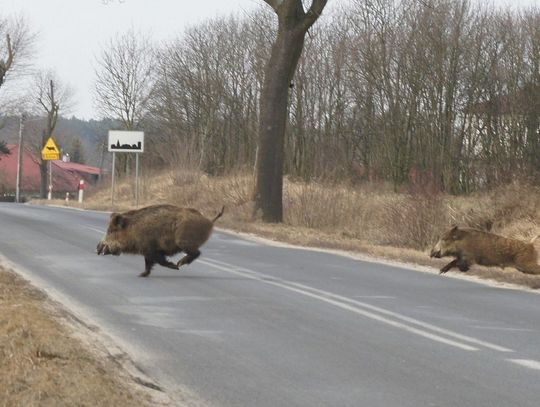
[530,234,540,244]
[212,206,225,223]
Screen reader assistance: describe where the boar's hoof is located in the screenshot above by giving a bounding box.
[177,259,187,268]
[96,242,110,255]
[139,270,150,277]
[439,265,452,274]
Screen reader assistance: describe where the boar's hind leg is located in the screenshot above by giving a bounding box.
[156,252,179,270]
[139,257,155,277]
[178,249,201,267]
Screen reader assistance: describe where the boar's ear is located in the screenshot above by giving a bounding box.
[111,213,128,229]
[450,225,460,239]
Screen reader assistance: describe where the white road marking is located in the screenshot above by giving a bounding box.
[471,325,537,332]
[83,222,512,353]
[353,295,396,299]
[289,281,513,353]
[508,359,540,371]
[202,257,514,353]
[200,259,479,351]
[83,225,105,234]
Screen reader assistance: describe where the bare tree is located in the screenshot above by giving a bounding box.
[30,70,73,198]
[0,33,13,89]
[254,0,328,222]
[149,14,270,174]
[0,15,35,115]
[94,28,155,175]
[0,15,33,89]
[94,29,154,130]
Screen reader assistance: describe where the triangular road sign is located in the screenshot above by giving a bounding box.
[41,137,60,160]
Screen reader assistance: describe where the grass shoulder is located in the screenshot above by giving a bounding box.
[0,265,168,407]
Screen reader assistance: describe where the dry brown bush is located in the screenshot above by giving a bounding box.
[282,181,447,250]
[84,171,540,248]
[378,194,447,250]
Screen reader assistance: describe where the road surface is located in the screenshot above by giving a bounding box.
[1,203,540,406]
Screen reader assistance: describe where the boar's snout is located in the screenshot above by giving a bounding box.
[96,241,118,256]
[96,241,109,255]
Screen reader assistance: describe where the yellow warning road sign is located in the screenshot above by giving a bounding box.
[41,137,60,160]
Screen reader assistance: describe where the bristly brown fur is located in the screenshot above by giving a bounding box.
[529,234,540,244]
[431,226,540,275]
[96,204,223,277]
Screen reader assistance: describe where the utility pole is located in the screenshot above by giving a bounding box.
[47,160,52,200]
[15,114,25,203]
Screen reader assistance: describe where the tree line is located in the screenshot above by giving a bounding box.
[91,0,540,194]
[96,0,540,193]
[0,13,81,197]
[4,1,540,201]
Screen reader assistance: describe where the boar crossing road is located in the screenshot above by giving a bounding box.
[1,203,540,407]
[431,226,540,275]
[97,205,224,277]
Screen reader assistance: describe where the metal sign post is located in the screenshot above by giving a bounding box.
[111,152,116,205]
[135,152,140,207]
[108,130,144,207]
[47,161,52,200]
[41,137,60,201]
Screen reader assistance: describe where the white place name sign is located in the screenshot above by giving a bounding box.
[108,130,144,153]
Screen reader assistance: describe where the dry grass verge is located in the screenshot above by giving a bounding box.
[0,266,164,407]
[36,169,540,290]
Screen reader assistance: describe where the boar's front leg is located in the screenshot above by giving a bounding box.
[440,259,459,274]
[440,258,469,274]
[140,256,155,277]
[456,258,470,272]
[140,253,179,277]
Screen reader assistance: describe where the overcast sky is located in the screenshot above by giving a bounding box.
[0,0,538,120]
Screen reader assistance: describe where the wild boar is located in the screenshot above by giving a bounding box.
[430,226,540,275]
[96,204,224,277]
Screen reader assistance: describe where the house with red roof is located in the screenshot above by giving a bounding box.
[0,144,101,200]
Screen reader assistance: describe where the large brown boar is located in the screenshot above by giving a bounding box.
[430,226,540,275]
[96,204,224,277]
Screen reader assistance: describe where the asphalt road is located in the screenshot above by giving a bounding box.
[1,203,540,406]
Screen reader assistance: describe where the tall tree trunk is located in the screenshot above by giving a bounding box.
[254,0,327,222]
[38,80,59,198]
[255,28,304,221]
